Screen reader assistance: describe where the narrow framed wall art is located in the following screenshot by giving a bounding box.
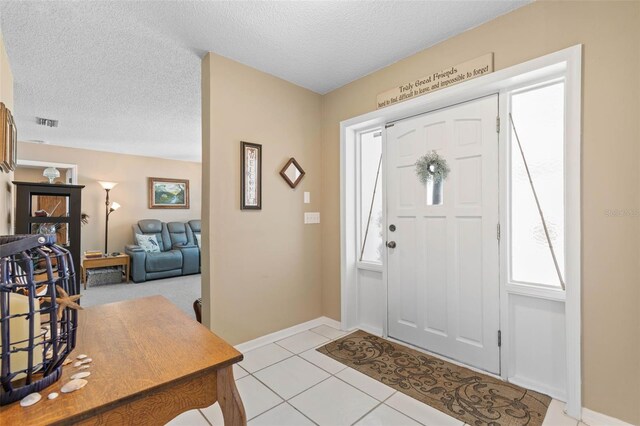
[241,141,262,210]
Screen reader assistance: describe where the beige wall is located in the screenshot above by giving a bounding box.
[17,142,201,253]
[0,31,13,235]
[320,1,640,423]
[202,53,323,344]
[14,165,64,184]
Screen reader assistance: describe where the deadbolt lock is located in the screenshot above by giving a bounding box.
[389,224,396,232]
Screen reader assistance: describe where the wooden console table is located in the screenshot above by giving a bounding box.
[0,296,246,425]
[81,254,130,289]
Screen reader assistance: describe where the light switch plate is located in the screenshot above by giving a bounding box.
[304,212,320,224]
[304,192,311,204]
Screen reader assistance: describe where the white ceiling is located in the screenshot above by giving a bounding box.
[0,1,529,162]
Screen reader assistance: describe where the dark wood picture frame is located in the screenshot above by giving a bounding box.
[0,102,16,173]
[148,177,190,209]
[0,103,6,173]
[8,110,16,171]
[240,141,262,210]
[279,157,305,188]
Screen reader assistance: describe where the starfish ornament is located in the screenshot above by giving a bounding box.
[42,285,83,320]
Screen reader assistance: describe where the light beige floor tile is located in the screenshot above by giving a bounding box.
[236,375,283,420]
[310,324,348,340]
[355,404,421,426]
[276,331,329,354]
[386,392,463,426]
[200,402,223,425]
[336,367,395,401]
[165,409,209,425]
[289,377,378,425]
[542,400,578,426]
[254,356,330,399]
[299,347,348,374]
[233,364,249,380]
[248,402,315,426]
[239,343,293,373]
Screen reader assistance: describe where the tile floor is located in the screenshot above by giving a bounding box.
[167,324,583,426]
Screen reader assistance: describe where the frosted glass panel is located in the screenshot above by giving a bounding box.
[426,178,443,205]
[510,82,565,287]
[360,130,383,263]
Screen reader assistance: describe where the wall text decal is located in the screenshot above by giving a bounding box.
[376,53,494,109]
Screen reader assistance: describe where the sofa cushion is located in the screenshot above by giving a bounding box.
[167,221,189,246]
[145,250,182,272]
[133,219,170,252]
[136,234,161,253]
[194,233,201,248]
[188,220,201,233]
[138,219,163,233]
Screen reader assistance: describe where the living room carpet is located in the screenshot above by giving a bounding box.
[80,274,200,319]
[317,330,551,426]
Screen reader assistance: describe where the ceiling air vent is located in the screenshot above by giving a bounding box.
[36,117,59,127]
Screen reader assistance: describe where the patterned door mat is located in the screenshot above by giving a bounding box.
[317,330,550,426]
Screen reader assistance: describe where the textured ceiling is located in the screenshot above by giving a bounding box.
[0,1,529,162]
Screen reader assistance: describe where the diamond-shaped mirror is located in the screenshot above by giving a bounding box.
[279,158,305,188]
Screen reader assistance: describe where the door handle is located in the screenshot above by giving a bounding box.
[386,241,397,249]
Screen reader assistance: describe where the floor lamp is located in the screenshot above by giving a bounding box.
[98,181,121,254]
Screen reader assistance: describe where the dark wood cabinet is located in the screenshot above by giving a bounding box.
[13,181,85,294]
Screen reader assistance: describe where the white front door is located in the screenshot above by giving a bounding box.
[386,95,500,373]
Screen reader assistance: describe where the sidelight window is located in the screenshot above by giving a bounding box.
[358,129,383,264]
[509,81,566,289]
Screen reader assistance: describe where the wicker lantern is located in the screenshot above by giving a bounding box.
[0,234,78,405]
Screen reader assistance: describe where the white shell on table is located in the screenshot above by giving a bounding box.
[48,392,59,400]
[20,392,42,407]
[76,354,88,360]
[73,361,82,367]
[61,378,88,393]
[70,371,91,380]
[80,358,92,364]
[62,358,73,366]
[79,365,91,370]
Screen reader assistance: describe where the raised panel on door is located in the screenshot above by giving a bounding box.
[455,217,484,346]
[456,156,482,207]
[396,217,418,328]
[387,95,500,374]
[423,216,448,337]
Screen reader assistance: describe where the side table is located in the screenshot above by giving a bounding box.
[81,254,130,289]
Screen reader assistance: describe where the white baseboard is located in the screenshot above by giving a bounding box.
[581,408,634,426]
[234,316,341,353]
[321,316,342,329]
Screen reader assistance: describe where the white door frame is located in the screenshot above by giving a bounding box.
[340,45,582,417]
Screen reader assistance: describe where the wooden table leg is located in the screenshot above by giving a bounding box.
[217,365,247,426]
[82,265,86,290]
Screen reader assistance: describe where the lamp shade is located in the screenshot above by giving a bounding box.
[43,167,60,183]
[98,181,118,190]
[110,202,121,211]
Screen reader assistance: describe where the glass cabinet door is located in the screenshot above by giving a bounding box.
[29,193,71,248]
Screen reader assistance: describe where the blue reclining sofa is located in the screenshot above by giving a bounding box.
[125,219,201,283]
